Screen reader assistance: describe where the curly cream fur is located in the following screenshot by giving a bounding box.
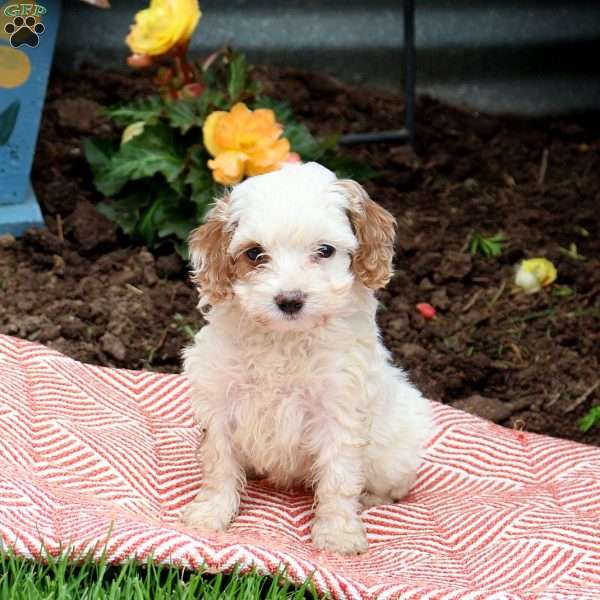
[181,163,432,555]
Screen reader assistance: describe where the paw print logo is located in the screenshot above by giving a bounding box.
[5,16,45,49]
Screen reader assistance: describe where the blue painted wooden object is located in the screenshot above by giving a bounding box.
[0,1,61,235]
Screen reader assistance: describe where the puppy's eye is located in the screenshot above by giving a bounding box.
[245,246,264,262]
[316,244,336,258]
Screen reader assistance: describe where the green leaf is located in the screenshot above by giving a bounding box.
[137,195,164,246]
[192,187,216,222]
[173,239,190,260]
[138,187,198,247]
[253,98,293,123]
[320,132,341,152]
[469,231,505,257]
[98,185,193,250]
[96,192,150,237]
[83,138,121,198]
[227,53,248,102]
[82,137,117,173]
[580,406,600,432]
[283,121,324,160]
[94,123,185,196]
[0,100,20,146]
[185,146,218,217]
[199,48,255,109]
[105,96,164,126]
[197,88,229,116]
[163,98,200,134]
[157,218,194,241]
[155,203,195,241]
[320,151,377,181]
[253,97,373,179]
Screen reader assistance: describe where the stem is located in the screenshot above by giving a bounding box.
[173,43,195,85]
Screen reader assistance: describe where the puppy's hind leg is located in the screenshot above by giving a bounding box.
[359,473,416,509]
[361,465,417,510]
[360,492,392,510]
[362,375,432,509]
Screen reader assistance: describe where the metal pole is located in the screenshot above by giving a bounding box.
[404,0,416,146]
[339,1,416,146]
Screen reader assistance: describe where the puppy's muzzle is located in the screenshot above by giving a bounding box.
[275,290,306,315]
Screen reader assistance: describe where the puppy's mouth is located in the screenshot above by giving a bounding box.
[262,309,331,333]
[272,311,306,329]
[252,309,314,332]
[280,312,301,321]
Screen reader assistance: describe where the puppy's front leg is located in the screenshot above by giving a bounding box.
[311,427,368,555]
[182,421,242,532]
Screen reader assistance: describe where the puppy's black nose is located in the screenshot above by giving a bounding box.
[275,291,305,314]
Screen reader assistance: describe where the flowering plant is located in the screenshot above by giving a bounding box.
[84,1,369,257]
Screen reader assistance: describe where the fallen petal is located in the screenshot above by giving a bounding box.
[417,303,436,320]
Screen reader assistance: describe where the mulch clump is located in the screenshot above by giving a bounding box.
[1,64,598,445]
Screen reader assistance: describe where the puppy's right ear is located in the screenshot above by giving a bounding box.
[337,180,397,290]
[188,196,235,308]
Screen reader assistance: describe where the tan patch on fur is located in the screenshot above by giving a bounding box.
[233,254,256,279]
[232,244,268,279]
[338,180,397,289]
[188,197,235,306]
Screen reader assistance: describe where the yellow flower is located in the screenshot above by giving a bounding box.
[126,0,201,58]
[203,103,291,185]
[515,258,557,294]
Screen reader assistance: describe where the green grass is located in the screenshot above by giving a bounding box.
[0,550,321,599]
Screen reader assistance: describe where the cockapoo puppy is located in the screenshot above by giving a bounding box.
[182,162,432,554]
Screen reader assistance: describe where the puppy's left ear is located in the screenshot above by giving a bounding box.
[338,180,397,290]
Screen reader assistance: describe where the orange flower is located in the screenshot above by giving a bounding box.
[203,103,291,185]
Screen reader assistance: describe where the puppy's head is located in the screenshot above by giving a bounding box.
[189,162,396,331]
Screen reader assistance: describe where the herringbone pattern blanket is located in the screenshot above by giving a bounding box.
[0,334,599,599]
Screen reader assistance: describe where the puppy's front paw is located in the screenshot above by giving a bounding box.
[311,515,368,555]
[181,492,236,532]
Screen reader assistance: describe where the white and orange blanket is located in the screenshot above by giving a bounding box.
[0,334,599,599]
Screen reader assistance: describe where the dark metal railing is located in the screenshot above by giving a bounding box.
[339,0,416,146]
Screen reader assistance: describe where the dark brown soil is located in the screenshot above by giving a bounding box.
[1,64,598,445]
